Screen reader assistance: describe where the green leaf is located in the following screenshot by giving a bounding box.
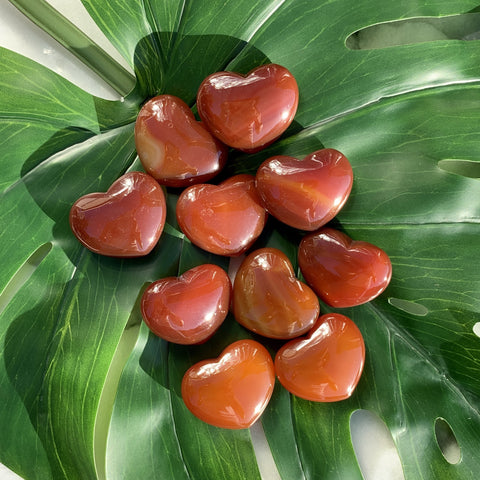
[1,1,480,479]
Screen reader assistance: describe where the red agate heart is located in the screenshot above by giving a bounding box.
[197,64,298,152]
[255,149,353,231]
[232,248,319,339]
[298,228,392,307]
[176,174,267,256]
[69,172,166,257]
[141,264,231,345]
[181,339,275,429]
[134,94,228,187]
[275,313,365,402]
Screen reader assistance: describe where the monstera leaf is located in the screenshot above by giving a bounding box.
[1,0,480,479]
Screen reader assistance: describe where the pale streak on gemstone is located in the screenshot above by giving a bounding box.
[137,130,166,173]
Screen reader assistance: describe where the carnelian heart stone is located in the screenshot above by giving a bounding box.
[232,248,319,339]
[181,339,275,429]
[69,171,166,257]
[176,174,267,256]
[298,227,392,307]
[275,313,365,402]
[255,148,353,231]
[141,264,231,345]
[197,64,298,152]
[134,94,228,187]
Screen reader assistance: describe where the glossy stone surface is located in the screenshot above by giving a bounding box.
[69,172,166,257]
[275,313,365,402]
[298,227,392,307]
[181,339,275,429]
[141,264,231,345]
[197,64,298,152]
[233,248,319,339]
[176,174,267,256]
[255,148,353,231]
[135,94,228,187]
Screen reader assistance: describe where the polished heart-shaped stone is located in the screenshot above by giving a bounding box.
[141,264,231,345]
[69,172,166,257]
[176,174,267,256]
[197,64,298,152]
[255,148,353,231]
[135,94,228,187]
[275,313,365,402]
[181,339,275,429]
[233,248,319,339]
[298,227,392,307]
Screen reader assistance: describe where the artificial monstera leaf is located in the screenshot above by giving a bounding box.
[1,0,480,479]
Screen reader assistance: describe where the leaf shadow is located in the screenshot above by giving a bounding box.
[20,127,94,177]
[2,287,78,478]
[1,239,184,477]
[137,311,252,396]
[131,31,272,104]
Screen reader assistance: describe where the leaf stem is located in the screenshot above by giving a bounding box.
[8,0,136,96]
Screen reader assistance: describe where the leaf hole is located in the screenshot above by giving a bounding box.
[473,322,480,338]
[0,242,52,315]
[0,464,23,480]
[434,418,461,464]
[437,159,480,179]
[350,409,405,480]
[250,421,282,480]
[94,285,145,479]
[346,13,480,50]
[388,297,429,316]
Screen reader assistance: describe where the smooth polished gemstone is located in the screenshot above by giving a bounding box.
[255,148,353,231]
[176,174,267,256]
[69,172,166,257]
[141,264,231,345]
[275,313,365,402]
[197,64,298,152]
[181,339,275,429]
[298,227,392,307]
[135,94,228,187]
[232,248,319,339]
